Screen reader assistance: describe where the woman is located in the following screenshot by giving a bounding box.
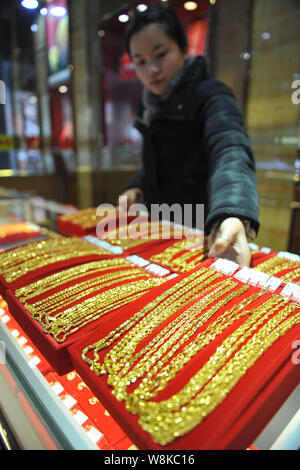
[118,4,259,267]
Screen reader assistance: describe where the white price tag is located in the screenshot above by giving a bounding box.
[24,345,34,356]
[126,255,150,267]
[260,247,272,254]
[234,267,252,283]
[0,308,6,317]
[166,273,180,280]
[145,263,171,277]
[280,283,300,303]
[211,258,239,275]
[11,329,20,338]
[249,270,270,287]
[1,315,10,324]
[277,251,300,262]
[264,276,282,292]
[84,235,123,254]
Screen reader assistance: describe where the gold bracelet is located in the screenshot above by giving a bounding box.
[266,261,300,277]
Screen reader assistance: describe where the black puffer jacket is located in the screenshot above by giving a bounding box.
[126,56,259,235]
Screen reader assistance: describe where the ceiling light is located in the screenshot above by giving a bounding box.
[40,7,48,16]
[184,2,198,10]
[58,85,68,93]
[21,0,39,9]
[49,6,67,17]
[137,4,148,12]
[262,32,271,40]
[118,14,129,23]
[31,23,38,32]
[240,52,251,61]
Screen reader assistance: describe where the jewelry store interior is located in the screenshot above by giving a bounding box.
[0,0,299,451]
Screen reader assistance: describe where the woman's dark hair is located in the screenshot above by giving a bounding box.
[125,4,188,56]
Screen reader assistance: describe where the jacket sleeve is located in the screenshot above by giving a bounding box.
[124,167,145,192]
[197,79,260,235]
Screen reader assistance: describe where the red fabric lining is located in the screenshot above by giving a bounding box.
[68,267,300,449]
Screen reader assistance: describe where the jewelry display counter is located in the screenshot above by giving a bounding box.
[0,200,299,450]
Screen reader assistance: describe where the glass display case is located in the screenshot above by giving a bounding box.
[0,193,299,451]
[1,288,299,451]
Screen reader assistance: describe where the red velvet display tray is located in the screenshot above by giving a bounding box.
[100,221,201,257]
[4,265,166,375]
[250,251,278,268]
[0,249,120,296]
[139,238,207,274]
[68,267,300,450]
[0,225,41,245]
[57,208,138,237]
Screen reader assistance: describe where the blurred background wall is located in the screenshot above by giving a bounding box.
[0,0,299,252]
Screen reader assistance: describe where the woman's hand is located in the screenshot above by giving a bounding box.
[208,217,251,267]
[118,188,144,209]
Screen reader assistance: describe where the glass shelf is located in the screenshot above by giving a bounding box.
[0,316,98,450]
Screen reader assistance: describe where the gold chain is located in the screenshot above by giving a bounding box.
[0,238,112,282]
[109,282,250,399]
[118,289,265,408]
[82,268,222,373]
[280,268,300,284]
[45,278,164,343]
[150,237,207,273]
[82,283,300,445]
[24,269,153,317]
[255,256,299,276]
[138,300,299,445]
[15,258,132,301]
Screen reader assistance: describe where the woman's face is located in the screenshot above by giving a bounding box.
[130,23,187,96]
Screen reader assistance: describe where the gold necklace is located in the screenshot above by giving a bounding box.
[82,268,222,373]
[24,269,152,317]
[40,277,164,343]
[280,268,300,284]
[110,282,250,400]
[138,300,299,445]
[15,258,133,302]
[0,238,112,283]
